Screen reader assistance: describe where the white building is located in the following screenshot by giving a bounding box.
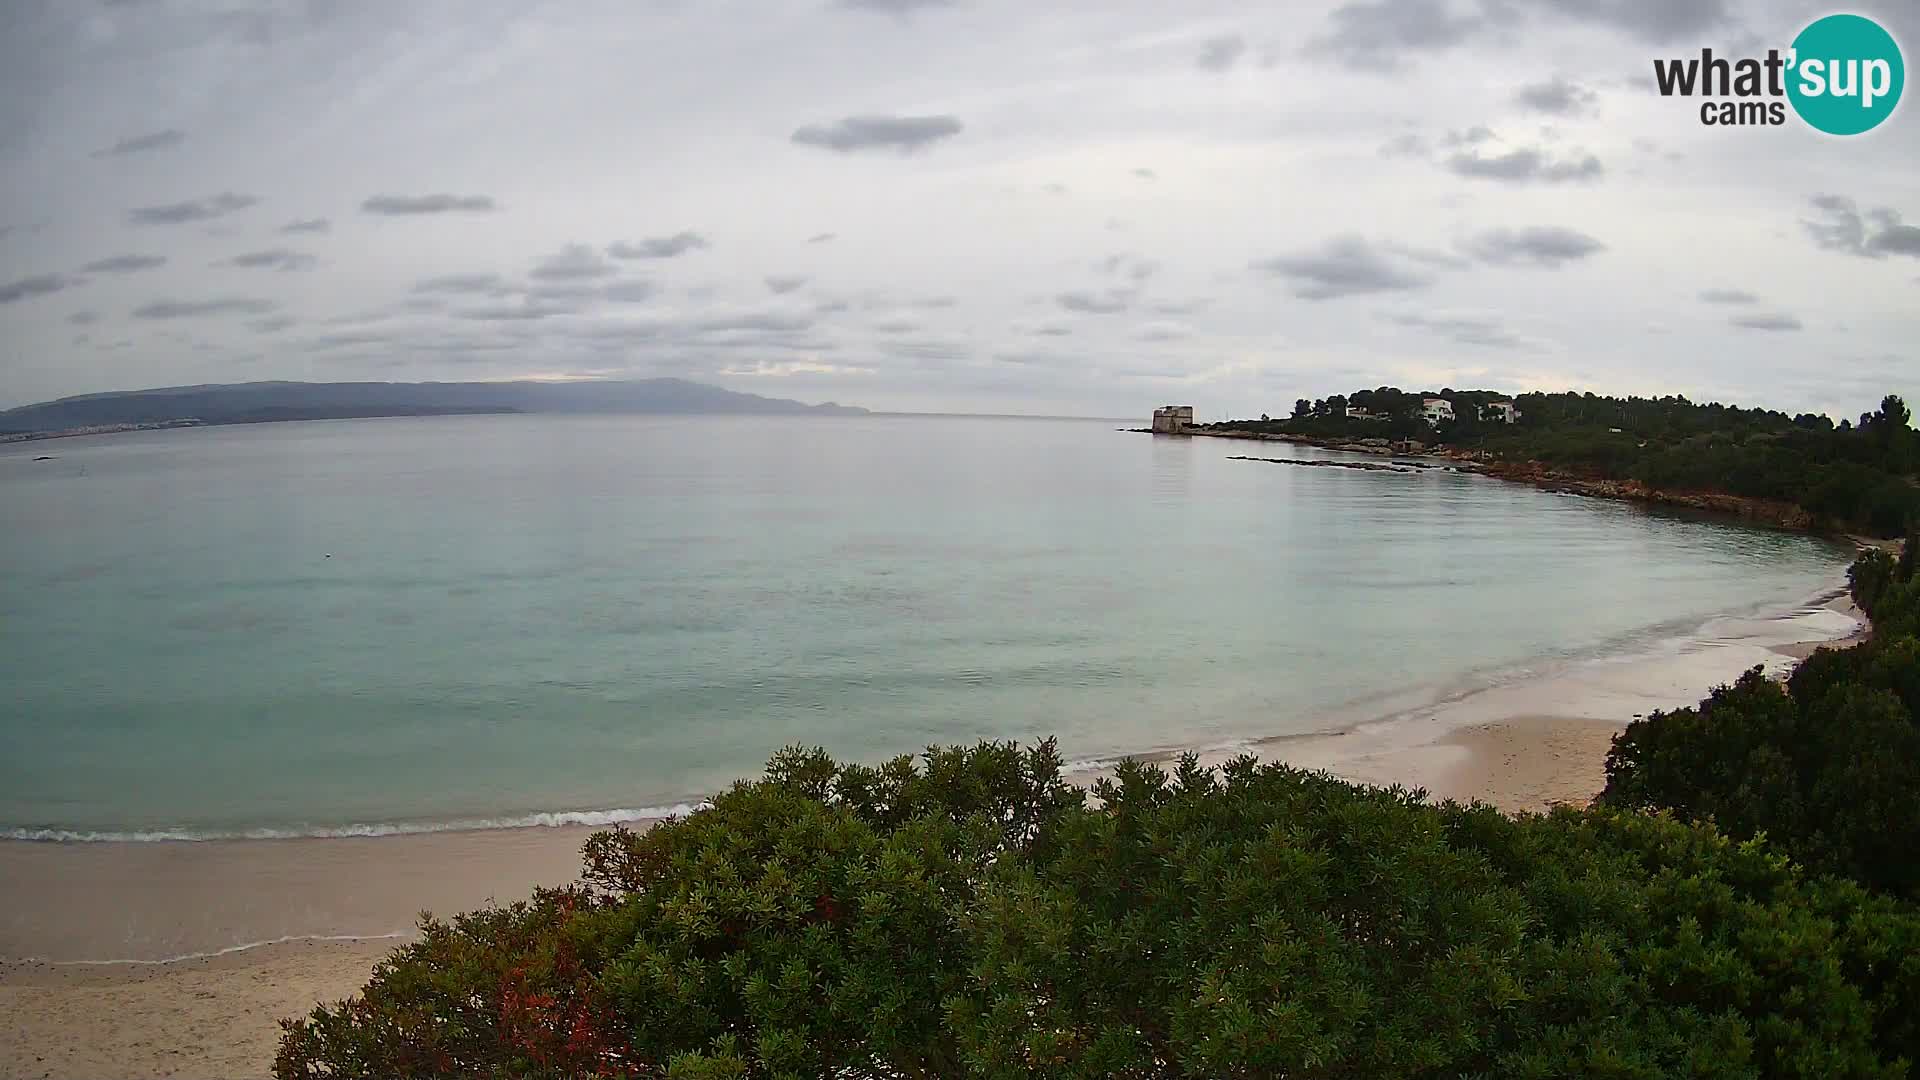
[1417,397,1454,426]
[1151,405,1195,434]
[1345,406,1387,421]
[1479,400,1520,424]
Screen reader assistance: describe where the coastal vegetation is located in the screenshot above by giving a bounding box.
[1208,390,1919,537]
[1601,537,1920,900]
[280,548,1920,1080]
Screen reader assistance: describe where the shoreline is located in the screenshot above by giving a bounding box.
[0,578,1871,1078]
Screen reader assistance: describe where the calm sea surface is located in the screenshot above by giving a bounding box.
[0,414,1853,839]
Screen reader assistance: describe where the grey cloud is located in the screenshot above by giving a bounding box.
[765,274,809,294]
[249,315,297,333]
[1530,0,1729,43]
[1250,236,1435,299]
[1803,195,1919,258]
[1699,288,1758,304]
[873,318,922,334]
[133,297,275,319]
[1097,253,1159,282]
[1132,167,1157,180]
[68,310,99,326]
[531,244,618,280]
[838,0,958,11]
[127,192,257,225]
[607,231,710,259]
[695,312,815,334]
[1731,312,1803,331]
[1042,182,1069,195]
[1388,311,1522,348]
[1197,34,1248,71]
[1380,132,1430,158]
[912,296,958,309]
[1032,324,1073,337]
[1056,288,1135,314]
[1315,0,1487,71]
[361,193,496,215]
[1136,322,1193,342]
[95,129,186,157]
[808,232,837,244]
[281,218,330,234]
[1464,226,1605,267]
[1874,225,1920,257]
[603,280,659,303]
[225,248,318,272]
[0,273,75,304]
[1515,76,1598,115]
[413,272,509,295]
[1446,146,1602,183]
[455,300,580,321]
[81,254,166,273]
[791,114,962,153]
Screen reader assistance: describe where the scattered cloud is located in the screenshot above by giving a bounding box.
[1197,33,1248,71]
[1731,312,1803,331]
[81,254,166,273]
[225,248,318,272]
[1314,0,1488,71]
[361,193,497,215]
[0,273,75,305]
[791,114,962,153]
[412,273,510,295]
[1387,311,1523,348]
[837,0,958,11]
[1136,321,1193,342]
[94,129,186,157]
[127,192,257,225]
[1446,145,1603,183]
[1514,76,1598,115]
[807,232,837,244]
[1132,167,1157,180]
[765,274,809,294]
[1251,235,1435,299]
[531,244,618,280]
[603,280,659,303]
[281,218,330,234]
[1699,288,1758,304]
[133,297,275,319]
[1056,288,1135,314]
[607,232,709,259]
[1802,195,1920,258]
[68,310,99,326]
[1463,225,1605,267]
[249,315,297,333]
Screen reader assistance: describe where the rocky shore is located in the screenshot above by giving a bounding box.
[1168,427,1820,532]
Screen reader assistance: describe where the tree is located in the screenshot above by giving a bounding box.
[281,737,1920,1078]
[1293,398,1311,419]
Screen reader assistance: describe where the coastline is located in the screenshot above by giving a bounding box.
[0,578,1871,1078]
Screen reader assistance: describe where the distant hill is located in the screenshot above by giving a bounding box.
[0,379,868,435]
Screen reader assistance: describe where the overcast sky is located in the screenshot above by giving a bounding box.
[1,0,1915,419]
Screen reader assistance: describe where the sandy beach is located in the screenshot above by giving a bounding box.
[0,590,1869,1079]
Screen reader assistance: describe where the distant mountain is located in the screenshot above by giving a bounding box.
[0,379,868,434]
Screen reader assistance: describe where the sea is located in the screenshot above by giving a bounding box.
[0,412,1858,844]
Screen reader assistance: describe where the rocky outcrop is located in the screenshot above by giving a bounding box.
[1463,460,1815,530]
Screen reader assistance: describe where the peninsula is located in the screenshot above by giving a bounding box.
[0,378,868,440]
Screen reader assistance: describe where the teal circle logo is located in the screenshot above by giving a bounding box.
[1787,13,1904,135]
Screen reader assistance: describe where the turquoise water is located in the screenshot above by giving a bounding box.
[0,414,1853,839]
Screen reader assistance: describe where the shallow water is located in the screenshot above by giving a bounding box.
[0,413,1855,839]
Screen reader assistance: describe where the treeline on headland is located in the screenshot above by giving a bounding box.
[1207,389,1919,537]
[278,549,1920,1078]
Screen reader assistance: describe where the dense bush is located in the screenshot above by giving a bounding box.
[280,738,1920,1078]
[1602,543,1920,900]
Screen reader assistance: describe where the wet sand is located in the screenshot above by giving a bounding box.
[0,590,1869,1078]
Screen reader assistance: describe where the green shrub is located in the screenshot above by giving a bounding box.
[280,742,1920,1078]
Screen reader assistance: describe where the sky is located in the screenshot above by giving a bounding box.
[0,0,1915,421]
